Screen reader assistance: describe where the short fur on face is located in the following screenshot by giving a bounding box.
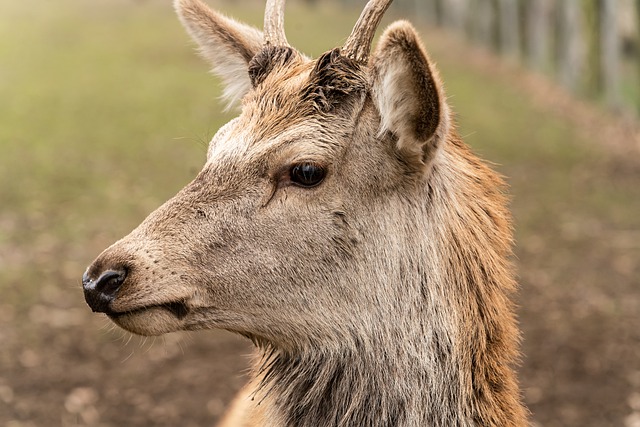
[84,1,527,425]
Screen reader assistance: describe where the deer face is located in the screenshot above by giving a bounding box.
[83,0,450,349]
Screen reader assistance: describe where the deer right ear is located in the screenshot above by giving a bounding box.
[174,0,263,109]
[370,21,450,171]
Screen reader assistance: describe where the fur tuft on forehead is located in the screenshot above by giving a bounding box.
[248,46,299,87]
[242,49,368,140]
[302,48,368,113]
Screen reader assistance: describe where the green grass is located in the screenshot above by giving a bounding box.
[0,0,384,235]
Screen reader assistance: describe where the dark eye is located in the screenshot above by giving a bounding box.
[290,163,326,188]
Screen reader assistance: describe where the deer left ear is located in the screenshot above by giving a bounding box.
[174,0,263,110]
[370,21,450,170]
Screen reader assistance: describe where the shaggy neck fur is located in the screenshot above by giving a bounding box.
[259,346,456,426]
[254,135,526,427]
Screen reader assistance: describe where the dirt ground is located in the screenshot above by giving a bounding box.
[1,2,639,427]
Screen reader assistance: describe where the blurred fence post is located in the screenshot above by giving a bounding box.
[497,0,520,58]
[470,0,497,48]
[600,0,620,108]
[400,0,636,115]
[415,0,439,25]
[443,0,469,31]
[525,0,551,72]
[557,0,584,92]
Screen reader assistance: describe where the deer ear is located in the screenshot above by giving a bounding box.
[370,21,450,170]
[174,0,263,109]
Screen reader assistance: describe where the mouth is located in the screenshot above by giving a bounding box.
[106,300,190,320]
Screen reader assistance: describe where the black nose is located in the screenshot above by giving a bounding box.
[82,269,127,313]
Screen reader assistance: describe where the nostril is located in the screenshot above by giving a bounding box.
[82,270,91,287]
[92,269,127,297]
[82,268,127,314]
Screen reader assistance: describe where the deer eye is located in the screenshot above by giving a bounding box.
[290,163,326,188]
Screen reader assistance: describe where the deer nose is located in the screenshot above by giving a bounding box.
[82,269,127,313]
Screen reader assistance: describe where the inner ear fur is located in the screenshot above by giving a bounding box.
[370,20,449,169]
[174,0,264,109]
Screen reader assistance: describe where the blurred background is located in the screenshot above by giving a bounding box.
[0,0,639,426]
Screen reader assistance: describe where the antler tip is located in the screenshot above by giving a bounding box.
[264,0,289,47]
[343,0,394,63]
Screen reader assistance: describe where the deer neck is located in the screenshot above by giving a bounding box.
[253,284,524,426]
[250,143,526,426]
[254,332,460,427]
[253,270,523,426]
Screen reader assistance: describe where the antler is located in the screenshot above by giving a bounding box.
[264,0,289,47]
[342,0,393,63]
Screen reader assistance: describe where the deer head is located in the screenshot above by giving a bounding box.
[82,0,452,344]
[82,1,528,423]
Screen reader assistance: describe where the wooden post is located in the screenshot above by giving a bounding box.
[525,0,551,72]
[557,0,584,92]
[472,0,496,48]
[600,0,620,108]
[444,0,470,31]
[416,0,438,25]
[497,0,521,58]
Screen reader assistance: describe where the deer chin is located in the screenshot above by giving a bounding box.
[107,301,190,336]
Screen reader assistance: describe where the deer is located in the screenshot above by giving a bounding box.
[81,0,528,425]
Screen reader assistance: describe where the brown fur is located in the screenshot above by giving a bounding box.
[82,0,528,425]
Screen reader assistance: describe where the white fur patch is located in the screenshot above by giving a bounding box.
[202,38,256,111]
[206,118,250,162]
[374,59,419,148]
[371,21,451,168]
